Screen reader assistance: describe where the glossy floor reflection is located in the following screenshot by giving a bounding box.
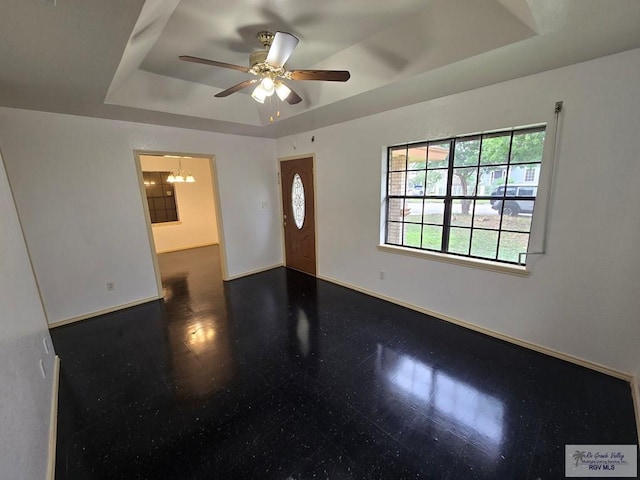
[51,246,638,479]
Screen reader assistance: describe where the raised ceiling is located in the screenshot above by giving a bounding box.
[1,0,640,138]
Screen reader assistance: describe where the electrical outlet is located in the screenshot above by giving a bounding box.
[379,270,385,280]
[107,282,115,291]
[262,201,269,209]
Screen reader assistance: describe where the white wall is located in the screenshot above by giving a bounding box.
[277,48,640,376]
[0,109,280,324]
[140,155,219,253]
[0,151,56,479]
[1,49,637,376]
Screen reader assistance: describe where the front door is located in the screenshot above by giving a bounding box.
[280,157,316,275]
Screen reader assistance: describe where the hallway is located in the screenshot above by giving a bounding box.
[51,246,638,479]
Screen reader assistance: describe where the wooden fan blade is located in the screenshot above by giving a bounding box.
[214,79,258,97]
[179,55,250,73]
[266,31,299,68]
[284,87,302,105]
[288,70,350,82]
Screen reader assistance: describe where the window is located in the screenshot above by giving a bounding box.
[385,126,545,265]
[524,167,536,182]
[143,171,179,223]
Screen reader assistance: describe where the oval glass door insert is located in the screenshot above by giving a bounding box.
[291,173,305,229]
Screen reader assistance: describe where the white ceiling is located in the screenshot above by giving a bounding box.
[1,0,640,138]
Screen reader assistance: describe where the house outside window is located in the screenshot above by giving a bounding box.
[385,126,545,265]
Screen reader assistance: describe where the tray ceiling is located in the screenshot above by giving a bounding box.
[1,0,640,137]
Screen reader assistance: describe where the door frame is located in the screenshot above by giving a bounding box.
[133,150,230,298]
[278,153,318,276]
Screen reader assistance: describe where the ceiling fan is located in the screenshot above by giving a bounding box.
[179,31,350,105]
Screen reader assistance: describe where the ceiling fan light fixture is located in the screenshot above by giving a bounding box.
[261,76,275,95]
[179,30,350,108]
[251,84,267,103]
[274,81,291,102]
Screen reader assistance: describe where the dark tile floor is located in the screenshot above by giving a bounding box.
[51,246,638,479]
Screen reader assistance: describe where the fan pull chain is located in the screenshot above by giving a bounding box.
[269,94,274,123]
[268,93,281,123]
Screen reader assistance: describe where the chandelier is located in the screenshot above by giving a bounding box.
[165,156,195,183]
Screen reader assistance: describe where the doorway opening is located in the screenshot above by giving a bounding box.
[134,151,229,297]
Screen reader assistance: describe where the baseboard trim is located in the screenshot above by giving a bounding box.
[48,296,162,329]
[317,274,632,382]
[225,263,284,281]
[47,355,60,480]
[155,243,218,254]
[632,376,640,446]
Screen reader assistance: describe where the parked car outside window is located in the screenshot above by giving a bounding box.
[490,184,537,216]
[408,185,424,196]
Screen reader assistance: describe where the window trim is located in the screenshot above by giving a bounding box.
[384,125,545,267]
[151,220,182,228]
[377,244,529,277]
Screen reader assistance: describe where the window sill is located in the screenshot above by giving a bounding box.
[151,221,182,227]
[377,244,530,277]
